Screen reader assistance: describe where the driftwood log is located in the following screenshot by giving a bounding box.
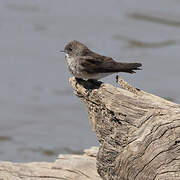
[0,147,100,180]
[70,77,180,180]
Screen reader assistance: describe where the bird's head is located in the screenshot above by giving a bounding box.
[62,40,89,57]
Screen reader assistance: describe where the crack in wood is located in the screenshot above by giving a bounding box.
[69,77,180,179]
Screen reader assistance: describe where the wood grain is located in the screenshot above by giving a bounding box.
[70,77,180,180]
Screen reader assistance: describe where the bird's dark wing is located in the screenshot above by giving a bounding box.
[78,56,118,74]
[78,55,142,74]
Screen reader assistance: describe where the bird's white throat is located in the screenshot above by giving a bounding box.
[65,53,69,58]
[65,53,76,71]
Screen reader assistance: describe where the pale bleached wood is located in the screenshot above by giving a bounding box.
[0,147,100,180]
[70,77,180,180]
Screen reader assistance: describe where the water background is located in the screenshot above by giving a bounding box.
[0,0,180,162]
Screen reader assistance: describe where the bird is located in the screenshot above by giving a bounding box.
[61,40,142,80]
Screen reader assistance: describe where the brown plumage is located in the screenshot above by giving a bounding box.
[62,40,142,80]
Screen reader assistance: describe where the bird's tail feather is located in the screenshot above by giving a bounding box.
[116,62,142,73]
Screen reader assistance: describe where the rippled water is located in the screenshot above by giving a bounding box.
[0,0,180,162]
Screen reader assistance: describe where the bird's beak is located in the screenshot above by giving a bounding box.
[60,50,65,53]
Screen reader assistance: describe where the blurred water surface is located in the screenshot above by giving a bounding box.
[0,0,180,162]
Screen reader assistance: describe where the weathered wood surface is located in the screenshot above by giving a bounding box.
[0,147,100,180]
[70,77,180,180]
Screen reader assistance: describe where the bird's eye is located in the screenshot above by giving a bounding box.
[68,47,72,51]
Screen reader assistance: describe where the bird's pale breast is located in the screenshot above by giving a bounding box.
[65,54,112,79]
[65,54,80,77]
